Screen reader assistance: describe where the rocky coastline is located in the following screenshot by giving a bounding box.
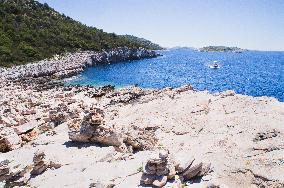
[0,48,284,188]
[0,47,158,81]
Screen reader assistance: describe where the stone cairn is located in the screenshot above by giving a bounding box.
[141,150,176,187]
[0,151,61,186]
[68,107,157,153]
[31,151,50,176]
[141,150,211,187]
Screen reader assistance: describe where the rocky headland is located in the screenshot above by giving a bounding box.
[0,49,284,188]
[0,47,158,81]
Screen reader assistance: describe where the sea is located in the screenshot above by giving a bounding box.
[66,48,284,102]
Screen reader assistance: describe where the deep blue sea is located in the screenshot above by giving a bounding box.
[66,48,284,101]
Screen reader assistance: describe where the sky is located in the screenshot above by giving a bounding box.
[37,0,284,51]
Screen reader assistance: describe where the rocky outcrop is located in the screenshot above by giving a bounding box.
[0,47,159,81]
[90,47,158,65]
[0,76,283,187]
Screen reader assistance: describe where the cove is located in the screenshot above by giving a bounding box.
[66,48,284,101]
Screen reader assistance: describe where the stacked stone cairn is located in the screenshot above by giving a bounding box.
[141,150,211,187]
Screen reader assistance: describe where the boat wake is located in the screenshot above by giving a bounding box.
[209,60,221,69]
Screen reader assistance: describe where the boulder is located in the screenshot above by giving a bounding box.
[167,163,176,180]
[0,160,10,179]
[174,151,195,173]
[21,128,39,142]
[181,160,211,181]
[174,84,194,93]
[141,150,212,186]
[0,127,22,152]
[13,120,37,135]
[182,162,203,180]
[0,116,18,126]
[124,126,158,151]
[140,174,157,185]
[68,108,157,152]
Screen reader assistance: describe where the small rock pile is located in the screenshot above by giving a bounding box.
[141,150,176,187]
[0,151,61,186]
[34,151,61,175]
[68,108,123,146]
[68,108,158,152]
[140,150,211,187]
[31,151,51,176]
[0,159,32,187]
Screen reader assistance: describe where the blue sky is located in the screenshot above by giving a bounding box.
[38,0,284,51]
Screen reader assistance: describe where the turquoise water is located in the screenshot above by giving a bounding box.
[66,48,284,101]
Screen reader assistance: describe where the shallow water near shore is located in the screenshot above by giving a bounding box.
[66,48,284,101]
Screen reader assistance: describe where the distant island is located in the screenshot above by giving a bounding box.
[199,46,246,53]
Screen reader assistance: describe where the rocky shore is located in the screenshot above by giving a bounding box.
[0,77,283,187]
[0,47,158,81]
[0,48,284,188]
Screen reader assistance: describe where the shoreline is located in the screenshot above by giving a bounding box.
[1,47,282,103]
[0,47,159,82]
[0,49,284,188]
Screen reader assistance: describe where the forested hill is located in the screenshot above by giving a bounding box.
[120,35,163,51]
[0,0,162,67]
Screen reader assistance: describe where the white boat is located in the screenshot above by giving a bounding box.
[210,63,220,69]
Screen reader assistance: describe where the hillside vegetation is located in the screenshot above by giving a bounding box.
[0,0,162,67]
[120,35,163,51]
